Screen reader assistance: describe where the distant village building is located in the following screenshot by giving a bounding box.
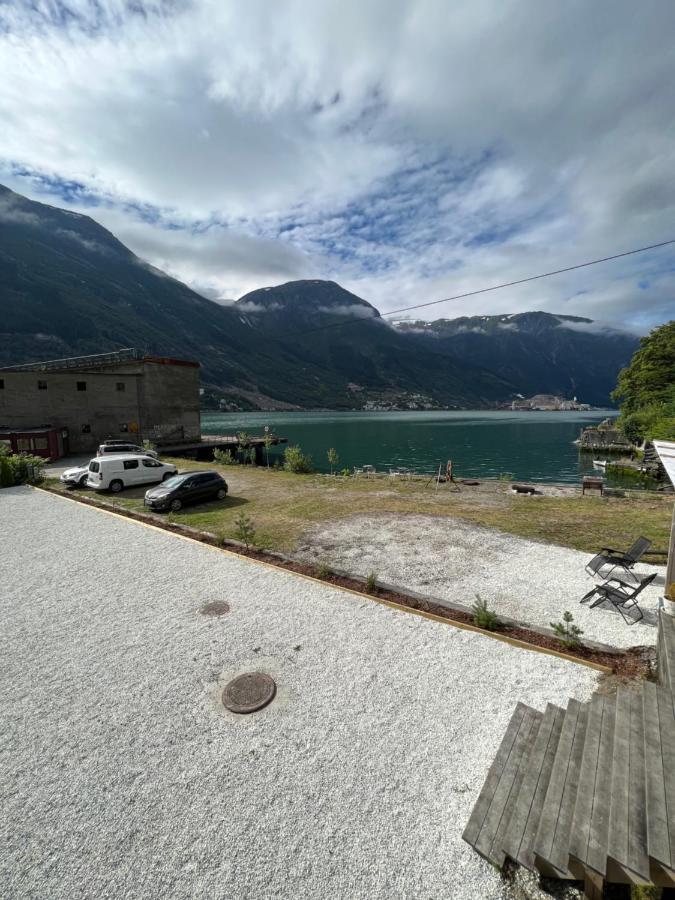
[0,349,201,457]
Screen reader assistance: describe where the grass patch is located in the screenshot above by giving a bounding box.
[46,461,673,557]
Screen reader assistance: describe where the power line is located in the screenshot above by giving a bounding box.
[290,238,675,338]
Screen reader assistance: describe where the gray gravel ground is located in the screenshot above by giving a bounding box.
[295,513,665,650]
[1,487,600,900]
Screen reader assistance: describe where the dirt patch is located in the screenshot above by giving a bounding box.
[199,600,230,617]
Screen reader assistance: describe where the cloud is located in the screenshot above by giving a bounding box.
[1,0,674,328]
[236,301,282,313]
[316,304,377,318]
[0,195,41,226]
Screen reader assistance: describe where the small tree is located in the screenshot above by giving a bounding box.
[550,611,584,650]
[234,512,256,550]
[237,431,251,464]
[263,432,274,468]
[283,445,314,474]
[327,447,339,475]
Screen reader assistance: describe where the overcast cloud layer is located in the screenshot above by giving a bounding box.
[1,0,674,331]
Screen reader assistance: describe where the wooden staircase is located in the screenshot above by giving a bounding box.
[463,610,675,896]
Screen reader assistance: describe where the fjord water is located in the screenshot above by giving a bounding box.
[201,409,617,484]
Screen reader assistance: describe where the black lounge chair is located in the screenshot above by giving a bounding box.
[579,572,657,624]
[585,535,652,583]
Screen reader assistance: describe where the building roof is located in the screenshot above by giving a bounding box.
[0,348,199,372]
[653,439,675,488]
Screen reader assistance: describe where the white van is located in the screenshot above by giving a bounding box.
[87,454,178,493]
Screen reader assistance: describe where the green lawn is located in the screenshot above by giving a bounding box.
[46,460,674,558]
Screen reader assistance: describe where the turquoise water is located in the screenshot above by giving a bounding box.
[200,409,625,485]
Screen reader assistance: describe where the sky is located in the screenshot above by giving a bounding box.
[1,0,674,332]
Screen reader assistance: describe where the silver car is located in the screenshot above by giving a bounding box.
[59,464,90,487]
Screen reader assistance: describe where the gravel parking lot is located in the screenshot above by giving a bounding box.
[296,513,665,650]
[1,487,600,900]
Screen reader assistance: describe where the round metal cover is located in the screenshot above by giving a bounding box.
[200,600,230,617]
[222,672,276,714]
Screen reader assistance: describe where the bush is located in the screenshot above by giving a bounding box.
[283,445,314,473]
[0,454,13,487]
[0,452,45,487]
[213,448,237,466]
[498,472,514,482]
[472,595,501,631]
[340,468,351,477]
[234,512,256,550]
[315,562,332,579]
[142,439,157,453]
[365,571,378,592]
[550,611,584,650]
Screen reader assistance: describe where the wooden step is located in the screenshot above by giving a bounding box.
[569,694,616,878]
[607,687,650,882]
[502,703,565,870]
[533,698,588,877]
[643,681,675,878]
[462,702,542,867]
[657,610,675,703]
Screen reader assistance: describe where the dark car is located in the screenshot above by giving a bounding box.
[144,470,228,512]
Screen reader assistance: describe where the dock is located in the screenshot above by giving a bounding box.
[158,433,288,462]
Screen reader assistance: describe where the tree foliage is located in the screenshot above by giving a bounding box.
[612,320,675,442]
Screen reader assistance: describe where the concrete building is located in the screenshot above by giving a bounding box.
[0,349,201,455]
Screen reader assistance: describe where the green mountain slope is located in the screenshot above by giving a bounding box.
[0,184,637,408]
[393,312,639,406]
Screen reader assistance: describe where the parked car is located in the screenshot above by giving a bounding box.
[97,441,159,459]
[144,470,228,512]
[59,463,90,487]
[87,454,177,492]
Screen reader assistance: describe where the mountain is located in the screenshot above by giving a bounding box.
[0,183,637,409]
[393,312,639,406]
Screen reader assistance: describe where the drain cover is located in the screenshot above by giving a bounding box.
[222,672,276,714]
[200,600,230,617]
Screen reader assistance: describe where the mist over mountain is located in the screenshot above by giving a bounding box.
[0,184,637,409]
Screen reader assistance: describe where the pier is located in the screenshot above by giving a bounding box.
[158,433,288,463]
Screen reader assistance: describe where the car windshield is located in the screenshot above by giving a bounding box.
[159,474,187,489]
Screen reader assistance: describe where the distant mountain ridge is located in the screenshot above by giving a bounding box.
[0,183,638,408]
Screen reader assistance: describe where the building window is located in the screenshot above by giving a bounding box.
[77,381,87,391]
[38,380,47,390]
[0,379,4,389]
[17,438,31,451]
[33,437,48,451]
[81,424,91,434]
[119,423,129,433]
[116,382,126,392]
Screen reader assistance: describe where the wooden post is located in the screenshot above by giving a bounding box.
[665,500,675,598]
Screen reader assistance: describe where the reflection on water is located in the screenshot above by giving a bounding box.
[200,409,640,486]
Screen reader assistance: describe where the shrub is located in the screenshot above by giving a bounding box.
[0,454,13,487]
[213,448,237,466]
[550,611,584,650]
[315,562,332,579]
[472,595,501,631]
[234,512,256,550]
[142,439,157,453]
[498,472,515,482]
[283,445,314,474]
[340,468,351,477]
[365,571,378,592]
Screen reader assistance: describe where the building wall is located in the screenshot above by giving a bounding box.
[0,359,201,453]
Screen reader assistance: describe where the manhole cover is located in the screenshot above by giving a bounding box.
[222,672,276,714]
[200,601,230,617]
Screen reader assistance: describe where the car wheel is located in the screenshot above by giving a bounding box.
[78,474,88,487]
[162,471,173,481]
[170,498,182,511]
[109,479,123,493]
[216,488,227,500]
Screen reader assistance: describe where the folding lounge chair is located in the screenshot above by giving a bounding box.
[585,535,652,582]
[579,572,657,624]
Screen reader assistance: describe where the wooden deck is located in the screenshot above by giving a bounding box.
[463,610,675,895]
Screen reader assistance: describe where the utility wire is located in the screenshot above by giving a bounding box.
[289,238,675,338]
